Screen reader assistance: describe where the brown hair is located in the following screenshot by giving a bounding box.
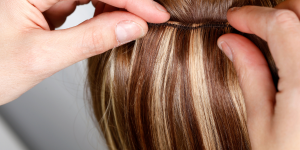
[87,0,281,149]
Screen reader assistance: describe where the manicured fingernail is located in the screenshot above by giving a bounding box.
[153,1,167,12]
[218,41,233,61]
[115,20,145,45]
[230,7,241,11]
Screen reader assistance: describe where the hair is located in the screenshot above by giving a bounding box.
[87,0,282,149]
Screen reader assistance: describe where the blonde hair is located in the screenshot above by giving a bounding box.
[87,0,281,149]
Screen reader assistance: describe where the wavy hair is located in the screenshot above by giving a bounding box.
[87,0,281,149]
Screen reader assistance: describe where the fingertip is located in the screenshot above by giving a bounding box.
[218,33,268,66]
[96,11,149,47]
[126,0,170,23]
[218,33,256,50]
[134,0,170,23]
[228,7,242,12]
[217,35,234,61]
[151,1,171,23]
[68,11,148,56]
[218,34,250,62]
[152,1,167,13]
[217,33,243,53]
[220,34,276,132]
[218,33,234,46]
[226,6,255,34]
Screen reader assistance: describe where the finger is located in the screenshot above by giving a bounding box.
[98,0,170,23]
[43,1,77,29]
[218,34,276,148]
[31,11,147,72]
[27,0,90,12]
[227,6,300,41]
[227,6,300,89]
[276,0,300,18]
[273,1,300,139]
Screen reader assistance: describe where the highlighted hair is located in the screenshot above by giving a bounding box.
[87,0,282,149]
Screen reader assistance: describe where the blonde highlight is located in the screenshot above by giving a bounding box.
[87,0,282,149]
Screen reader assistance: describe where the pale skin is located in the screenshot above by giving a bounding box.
[0,0,299,149]
[218,0,300,149]
[0,0,170,104]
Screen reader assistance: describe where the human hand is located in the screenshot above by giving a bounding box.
[218,0,300,149]
[0,0,170,105]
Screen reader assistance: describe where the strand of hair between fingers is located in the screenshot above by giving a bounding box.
[148,22,233,29]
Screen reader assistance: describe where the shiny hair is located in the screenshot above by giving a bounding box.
[87,0,281,149]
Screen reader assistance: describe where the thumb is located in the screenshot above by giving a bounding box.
[217,34,275,148]
[35,11,147,71]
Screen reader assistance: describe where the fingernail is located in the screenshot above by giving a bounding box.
[153,1,167,12]
[218,41,233,61]
[230,7,241,11]
[115,20,145,45]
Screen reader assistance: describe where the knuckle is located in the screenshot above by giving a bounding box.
[271,10,299,29]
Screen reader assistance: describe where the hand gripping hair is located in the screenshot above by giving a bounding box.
[87,0,282,149]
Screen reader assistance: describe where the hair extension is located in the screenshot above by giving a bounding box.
[147,21,232,29]
[87,0,282,149]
